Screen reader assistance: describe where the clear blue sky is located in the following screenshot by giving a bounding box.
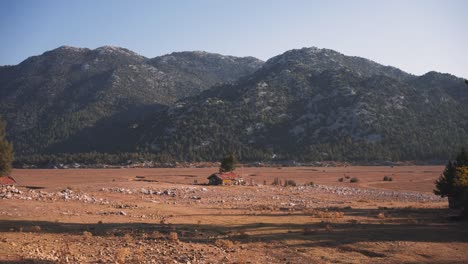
[1,0,467,78]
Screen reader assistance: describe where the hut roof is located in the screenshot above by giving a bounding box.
[0,176,17,185]
[208,172,240,180]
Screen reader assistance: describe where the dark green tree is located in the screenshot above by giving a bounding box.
[0,117,14,175]
[455,166,468,216]
[434,148,468,209]
[220,154,237,173]
[456,148,468,166]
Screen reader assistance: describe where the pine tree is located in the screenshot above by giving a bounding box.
[434,148,468,209]
[456,148,468,166]
[0,117,14,175]
[434,161,457,197]
[220,154,236,173]
[455,166,468,216]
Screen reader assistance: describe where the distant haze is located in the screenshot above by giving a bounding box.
[0,0,467,78]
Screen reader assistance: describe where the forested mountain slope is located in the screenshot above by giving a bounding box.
[137,47,468,161]
[0,46,263,154]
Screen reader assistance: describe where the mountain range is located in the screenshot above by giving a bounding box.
[1,46,467,162]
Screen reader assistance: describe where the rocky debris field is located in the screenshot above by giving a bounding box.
[311,184,444,202]
[0,185,22,199]
[2,183,445,218]
[10,232,253,264]
[98,183,445,211]
[1,186,110,204]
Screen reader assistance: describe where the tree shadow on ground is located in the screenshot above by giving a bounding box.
[0,207,467,247]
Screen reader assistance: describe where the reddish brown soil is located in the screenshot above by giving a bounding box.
[1,166,467,264]
[10,165,444,192]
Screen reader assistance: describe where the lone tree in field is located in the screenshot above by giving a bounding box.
[435,148,468,209]
[220,154,237,173]
[0,117,13,176]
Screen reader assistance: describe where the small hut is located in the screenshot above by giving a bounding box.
[207,172,244,185]
[0,176,17,186]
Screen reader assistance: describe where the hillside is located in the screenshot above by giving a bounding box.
[0,46,263,154]
[2,46,467,162]
[137,47,468,161]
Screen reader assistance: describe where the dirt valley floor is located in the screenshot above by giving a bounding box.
[1,166,467,263]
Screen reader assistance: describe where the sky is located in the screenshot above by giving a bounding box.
[0,0,467,78]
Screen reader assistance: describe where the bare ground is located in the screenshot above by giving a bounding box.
[1,166,467,264]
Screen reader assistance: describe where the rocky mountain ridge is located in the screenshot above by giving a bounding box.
[1,45,467,161]
[0,45,263,154]
[137,47,468,161]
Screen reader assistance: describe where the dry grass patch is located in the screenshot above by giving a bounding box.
[130,248,146,264]
[215,239,235,249]
[168,231,179,241]
[121,233,133,243]
[82,231,93,238]
[145,231,165,240]
[310,210,344,219]
[115,248,130,264]
[377,212,386,219]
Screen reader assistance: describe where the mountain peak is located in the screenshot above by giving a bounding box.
[55,45,88,52]
[151,51,264,70]
[94,45,144,58]
[263,46,411,81]
[159,50,263,62]
[44,45,89,55]
[95,45,126,51]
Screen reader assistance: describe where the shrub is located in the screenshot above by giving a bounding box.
[215,239,235,249]
[383,176,393,181]
[115,248,130,264]
[311,210,344,219]
[284,179,297,187]
[350,177,359,183]
[307,181,315,186]
[272,177,280,185]
[82,231,93,238]
[338,178,344,182]
[168,232,178,241]
[130,248,145,263]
